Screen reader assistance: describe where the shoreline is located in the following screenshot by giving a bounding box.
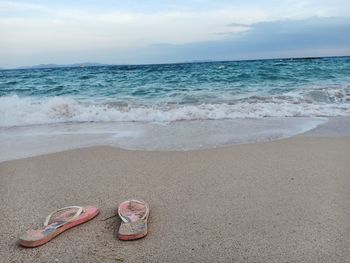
[2,116,348,163]
[1,136,349,262]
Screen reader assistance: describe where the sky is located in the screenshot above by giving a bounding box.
[0,0,350,68]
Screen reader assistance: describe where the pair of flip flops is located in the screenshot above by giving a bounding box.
[19,200,149,248]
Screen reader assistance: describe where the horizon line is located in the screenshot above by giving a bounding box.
[2,54,350,70]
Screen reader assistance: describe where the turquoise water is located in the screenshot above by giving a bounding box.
[0,57,350,127]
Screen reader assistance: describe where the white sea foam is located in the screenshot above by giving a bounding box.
[0,118,328,161]
[0,95,349,127]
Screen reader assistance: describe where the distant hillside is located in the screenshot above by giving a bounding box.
[15,62,108,70]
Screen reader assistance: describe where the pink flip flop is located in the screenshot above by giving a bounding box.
[19,206,99,247]
[118,199,150,241]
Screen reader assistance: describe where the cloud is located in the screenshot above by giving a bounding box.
[0,0,350,67]
[226,22,251,27]
[118,17,350,63]
[0,1,267,48]
[0,5,266,67]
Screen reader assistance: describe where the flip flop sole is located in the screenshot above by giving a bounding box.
[118,231,148,241]
[118,220,148,240]
[117,200,149,241]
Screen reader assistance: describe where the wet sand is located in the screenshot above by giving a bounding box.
[1,137,349,262]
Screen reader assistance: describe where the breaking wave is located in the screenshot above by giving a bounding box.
[1,94,349,127]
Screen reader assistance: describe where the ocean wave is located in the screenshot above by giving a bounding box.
[0,95,349,127]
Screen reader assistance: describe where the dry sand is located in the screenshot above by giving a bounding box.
[0,137,349,262]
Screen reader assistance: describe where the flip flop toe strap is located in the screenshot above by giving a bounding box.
[44,206,83,226]
[118,200,149,223]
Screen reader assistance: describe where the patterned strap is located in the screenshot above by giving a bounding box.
[43,206,83,226]
[118,200,149,223]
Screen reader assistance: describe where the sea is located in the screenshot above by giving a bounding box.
[1,56,350,161]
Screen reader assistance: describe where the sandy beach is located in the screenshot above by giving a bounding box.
[0,136,349,262]
[2,0,350,262]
